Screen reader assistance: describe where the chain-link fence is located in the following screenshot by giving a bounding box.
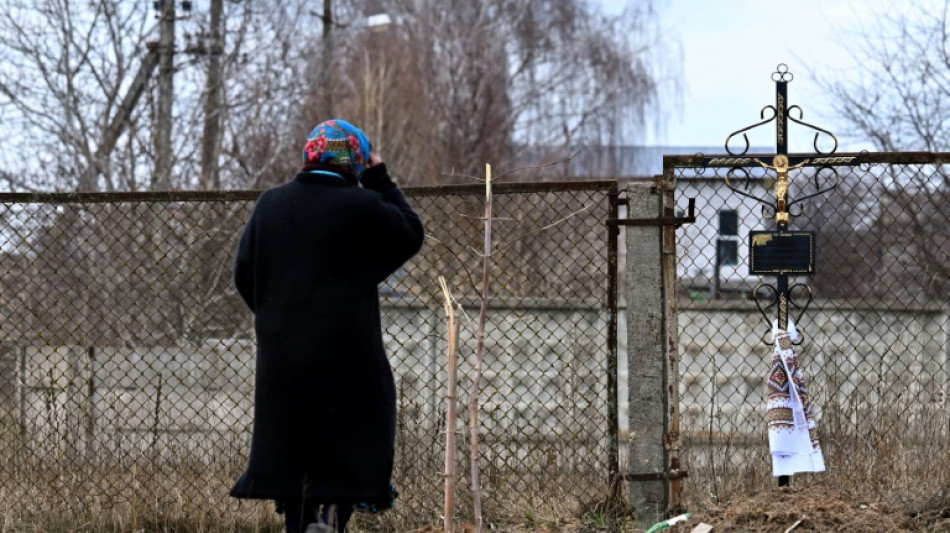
[0,181,618,529]
[668,154,950,505]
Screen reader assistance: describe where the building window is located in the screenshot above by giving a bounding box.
[719,209,738,236]
[717,239,738,266]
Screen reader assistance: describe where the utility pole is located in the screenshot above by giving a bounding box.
[322,0,333,117]
[199,0,224,190]
[154,0,176,190]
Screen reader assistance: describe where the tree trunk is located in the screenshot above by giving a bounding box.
[153,0,175,190]
[199,0,225,190]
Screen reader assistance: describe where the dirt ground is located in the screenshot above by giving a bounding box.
[406,485,950,532]
[663,485,950,533]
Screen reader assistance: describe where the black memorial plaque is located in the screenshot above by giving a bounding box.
[749,231,815,275]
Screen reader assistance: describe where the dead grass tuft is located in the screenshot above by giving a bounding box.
[675,484,921,533]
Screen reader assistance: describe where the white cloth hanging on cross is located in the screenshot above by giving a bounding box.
[766,318,825,477]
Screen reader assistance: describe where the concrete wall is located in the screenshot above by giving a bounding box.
[12,341,255,459]
[676,303,950,440]
[6,301,948,460]
[10,302,611,468]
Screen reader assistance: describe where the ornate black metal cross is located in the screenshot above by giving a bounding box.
[717,63,851,488]
[721,64,844,338]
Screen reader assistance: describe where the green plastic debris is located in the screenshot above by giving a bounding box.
[644,512,693,533]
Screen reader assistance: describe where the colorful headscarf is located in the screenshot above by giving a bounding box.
[302,119,372,180]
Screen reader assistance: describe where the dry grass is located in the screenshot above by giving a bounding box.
[0,434,616,532]
[2,400,948,532]
[0,455,281,532]
[2,466,948,532]
[678,400,950,533]
[681,484,920,532]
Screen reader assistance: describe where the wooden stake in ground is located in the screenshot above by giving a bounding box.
[439,276,460,533]
[470,163,492,533]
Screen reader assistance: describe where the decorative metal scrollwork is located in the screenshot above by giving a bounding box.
[771,63,794,83]
[690,152,708,174]
[787,105,838,154]
[753,283,813,345]
[718,64,841,341]
[787,165,840,212]
[725,106,778,156]
[724,166,775,210]
[724,63,838,158]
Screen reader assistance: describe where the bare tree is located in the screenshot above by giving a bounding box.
[282,0,669,186]
[0,1,156,191]
[820,0,950,152]
[816,0,950,304]
[214,0,371,189]
[0,0,669,191]
[505,2,662,154]
[0,0,269,191]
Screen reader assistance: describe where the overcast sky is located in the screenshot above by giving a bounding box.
[599,0,895,151]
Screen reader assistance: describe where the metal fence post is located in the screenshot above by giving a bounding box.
[606,188,620,481]
[624,181,668,521]
[18,345,26,439]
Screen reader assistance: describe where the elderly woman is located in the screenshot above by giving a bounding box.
[230,119,425,532]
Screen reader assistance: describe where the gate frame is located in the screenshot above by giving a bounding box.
[633,62,950,516]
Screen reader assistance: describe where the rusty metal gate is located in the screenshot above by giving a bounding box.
[664,65,950,510]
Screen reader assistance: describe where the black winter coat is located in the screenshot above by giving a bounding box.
[229,164,424,506]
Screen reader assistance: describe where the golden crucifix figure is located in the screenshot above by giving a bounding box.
[754,154,808,225]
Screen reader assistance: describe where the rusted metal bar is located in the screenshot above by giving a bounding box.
[659,171,685,512]
[0,180,618,204]
[405,179,618,197]
[623,470,689,481]
[0,180,617,204]
[664,150,950,169]
[606,186,621,479]
[607,198,696,227]
[0,190,263,204]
